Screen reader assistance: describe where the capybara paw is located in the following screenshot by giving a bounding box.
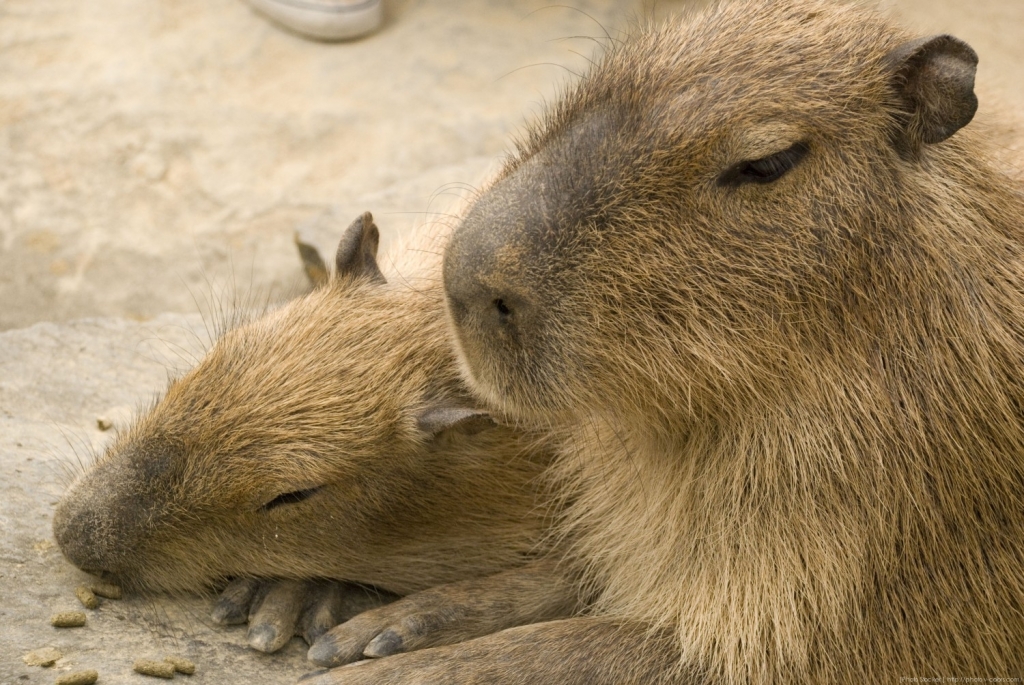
[246,579,307,652]
[212,578,395,654]
[307,591,459,666]
[211,577,261,625]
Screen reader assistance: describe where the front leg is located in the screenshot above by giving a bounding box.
[212,578,397,652]
[308,558,580,666]
[300,617,683,685]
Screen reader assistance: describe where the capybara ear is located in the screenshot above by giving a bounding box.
[335,211,386,284]
[294,229,330,288]
[887,34,978,151]
[416,406,496,438]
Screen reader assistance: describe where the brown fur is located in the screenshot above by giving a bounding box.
[53,221,555,597]
[442,1,1024,682]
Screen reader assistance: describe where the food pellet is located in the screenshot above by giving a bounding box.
[50,612,87,628]
[134,659,175,679]
[164,655,195,675]
[23,647,62,667]
[90,582,122,599]
[75,585,99,610]
[55,670,98,685]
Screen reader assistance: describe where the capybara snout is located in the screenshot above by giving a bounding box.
[54,446,173,580]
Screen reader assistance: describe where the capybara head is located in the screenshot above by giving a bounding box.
[54,214,551,595]
[444,0,987,426]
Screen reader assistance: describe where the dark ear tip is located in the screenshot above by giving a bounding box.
[356,211,380,241]
[889,33,979,150]
[937,34,978,65]
[361,211,382,253]
[334,211,386,284]
[294,229,330,288]
[906,34,977,63]
[890,34,979,71]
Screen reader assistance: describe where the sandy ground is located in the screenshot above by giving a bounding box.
[0,0,1022,683]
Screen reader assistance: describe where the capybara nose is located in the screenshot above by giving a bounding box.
[443,233,536,346]
[445,277,527,336]
[53,496,115,575]
[444,164,550,349]
[52,459,154,577]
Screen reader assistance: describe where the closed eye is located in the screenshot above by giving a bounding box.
[261,486,323,512]
[717,141,810,187]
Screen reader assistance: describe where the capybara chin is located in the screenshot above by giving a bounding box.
[441,0,1024,681]
[53,214,554,597]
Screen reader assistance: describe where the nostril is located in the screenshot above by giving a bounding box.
[494,298,512,320]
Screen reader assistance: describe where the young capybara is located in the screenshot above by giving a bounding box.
[304,0,1024,683]
[51,213,559,653]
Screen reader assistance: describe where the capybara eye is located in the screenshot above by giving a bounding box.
[260,486,323,512]
[718,141,810,187]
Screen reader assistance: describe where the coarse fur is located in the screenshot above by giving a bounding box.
[53,217,556,597]
[442,0,1024,682]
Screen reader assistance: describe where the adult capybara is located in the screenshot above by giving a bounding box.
[306,0,1024,682]
[52,213,558,653]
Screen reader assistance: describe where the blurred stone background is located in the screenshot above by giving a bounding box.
[0,1,1021,683]
[0,0,1020,330]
